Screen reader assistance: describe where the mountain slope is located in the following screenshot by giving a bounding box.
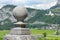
[50,4,60,13]
[0,4,60,29]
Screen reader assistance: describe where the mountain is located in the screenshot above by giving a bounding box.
[25,3,60,28]
[27,8,49,23]
[0,4,60,29]
[0,5,16,22]
[0,5,16,30]
[0,5,49,29]
[50,1,60,13]
[50,0,60,9]
[50,4,60,9]
[1,5,16,11]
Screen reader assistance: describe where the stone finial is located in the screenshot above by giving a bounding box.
[12,6,28,21]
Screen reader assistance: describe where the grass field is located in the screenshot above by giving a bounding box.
[0,29,60,40]
[31,29,56,35]
[0,30,9,40]
[31,29,60,40]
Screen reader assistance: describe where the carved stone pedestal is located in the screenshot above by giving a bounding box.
[3,35,38,40]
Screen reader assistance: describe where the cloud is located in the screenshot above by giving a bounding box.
[0,0,58,9]
[25,1,57,10]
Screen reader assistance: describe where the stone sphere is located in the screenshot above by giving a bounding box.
[12,6,28,21]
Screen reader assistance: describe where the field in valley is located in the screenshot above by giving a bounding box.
[0,29,60,40]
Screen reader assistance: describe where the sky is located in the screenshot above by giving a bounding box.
[0,0,58,10]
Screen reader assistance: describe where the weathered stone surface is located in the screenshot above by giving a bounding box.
[3,35,38,40]
[14,22,27,28]
[12,6,28,21]
[10,28,30,35]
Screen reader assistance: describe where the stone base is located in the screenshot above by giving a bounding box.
[3,35,38,40]
[10,28,30,35]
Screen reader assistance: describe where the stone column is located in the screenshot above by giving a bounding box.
[3,6,38,40]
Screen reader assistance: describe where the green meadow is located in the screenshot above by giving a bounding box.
[0,30,9,40]
[0,29,60,40]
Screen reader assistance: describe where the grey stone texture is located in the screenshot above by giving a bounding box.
[10,28,30,35]
[12,6,28,21]
[3,28,38,40]
[3,35,38,40]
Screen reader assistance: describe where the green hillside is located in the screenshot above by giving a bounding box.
[0,5,60,29]
[27,8,60,24]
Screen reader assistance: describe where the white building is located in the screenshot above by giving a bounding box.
[45,11,54,16]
